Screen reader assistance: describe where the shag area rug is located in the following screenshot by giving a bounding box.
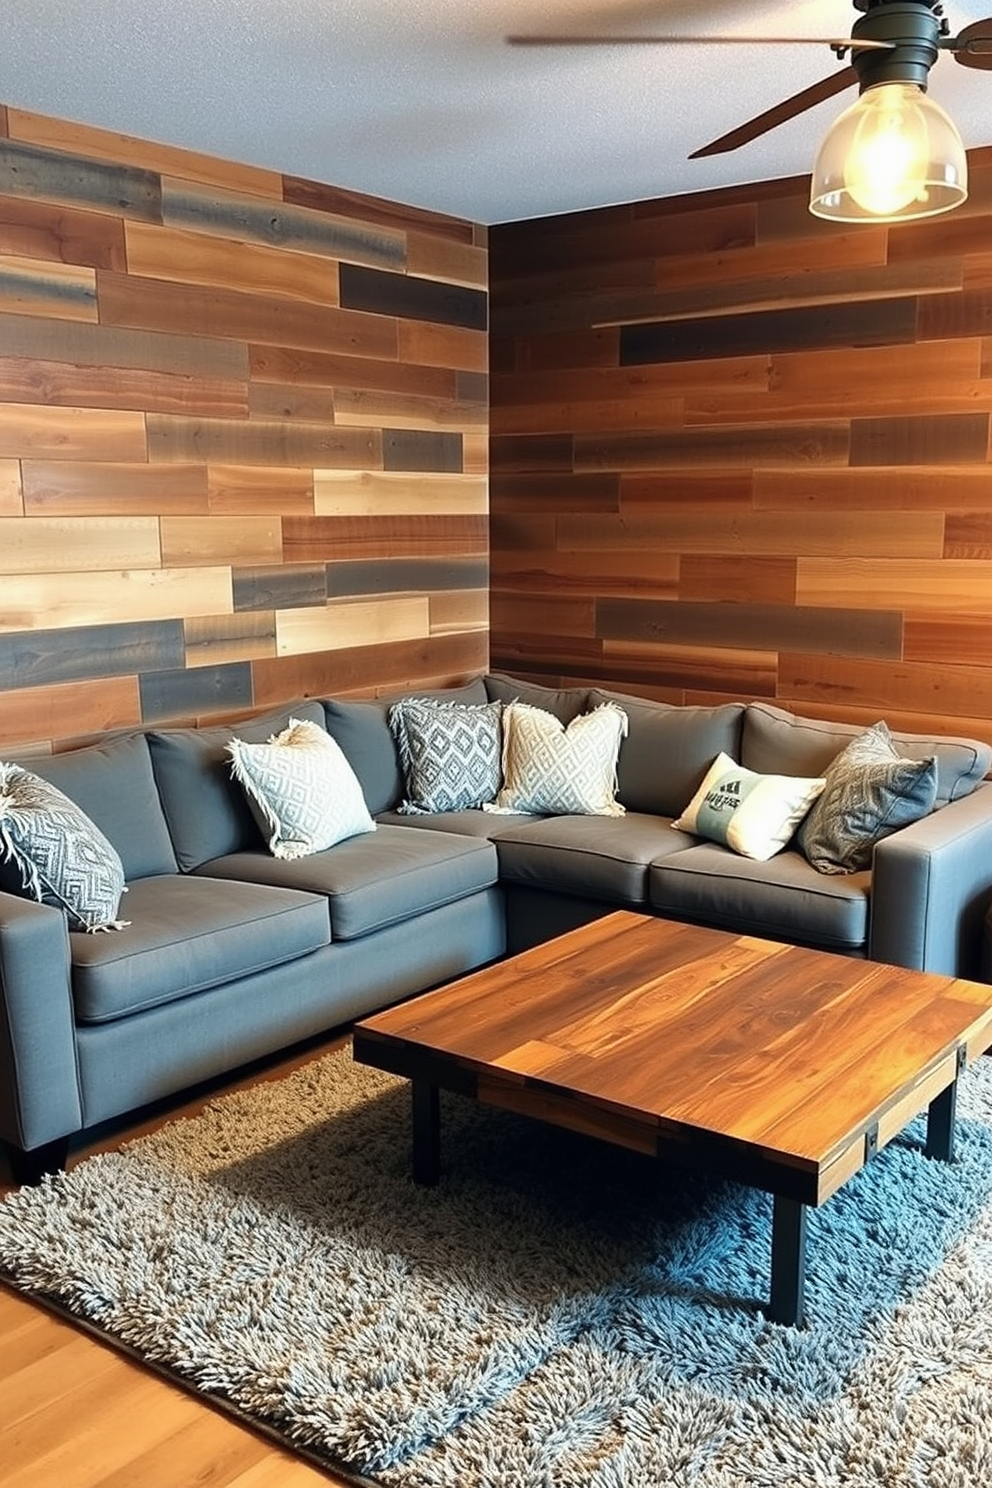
[2,1048,992,1487]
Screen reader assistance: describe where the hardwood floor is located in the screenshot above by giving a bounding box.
[0,1034,355,1487]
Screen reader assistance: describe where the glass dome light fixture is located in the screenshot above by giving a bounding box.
[809,0,969,223]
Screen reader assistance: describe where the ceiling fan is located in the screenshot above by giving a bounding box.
[508,2,992,220]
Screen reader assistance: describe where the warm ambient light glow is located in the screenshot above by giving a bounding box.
[810,81,968,222]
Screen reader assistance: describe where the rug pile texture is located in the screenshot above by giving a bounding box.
[2,1047,992,1486]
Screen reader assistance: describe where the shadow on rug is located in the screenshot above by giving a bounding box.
[2,1046,992,1487]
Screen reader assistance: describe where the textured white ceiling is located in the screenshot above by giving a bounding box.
[1,0,990,223]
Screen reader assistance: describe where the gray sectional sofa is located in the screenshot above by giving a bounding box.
[2,671,991,1182]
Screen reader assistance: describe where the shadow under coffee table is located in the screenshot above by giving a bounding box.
[353,911,992,1325]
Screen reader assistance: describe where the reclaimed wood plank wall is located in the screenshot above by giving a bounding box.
[489,149,992,749]
[0,104,488,753]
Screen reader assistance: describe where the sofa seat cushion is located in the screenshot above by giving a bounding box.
[494,812,697,905]
[69,875,331,1024]
[375,807,515,839]
[649,845,870,953]
[197,824,499,941]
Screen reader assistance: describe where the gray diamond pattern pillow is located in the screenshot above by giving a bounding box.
[388,698,503,814]
[0,763,128,931]
[228,718,375,859]
[797,721,938,875]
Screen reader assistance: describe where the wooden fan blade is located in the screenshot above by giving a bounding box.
[951,19,992,69]
[689,65,858,159]
[506,35,893,48]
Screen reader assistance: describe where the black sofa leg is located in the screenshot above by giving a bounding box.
[5,1137,71,1186]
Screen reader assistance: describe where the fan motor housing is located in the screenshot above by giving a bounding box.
[851,1,944,90]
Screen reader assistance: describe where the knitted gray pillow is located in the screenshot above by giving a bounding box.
[388,698,502,814]
[0,763,128,931]
[797,722,937,875]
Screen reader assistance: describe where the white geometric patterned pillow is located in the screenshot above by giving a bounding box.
[487,701,628,817]
[0,763,128,932]
[388,698,503,814]
[228,718,375,860]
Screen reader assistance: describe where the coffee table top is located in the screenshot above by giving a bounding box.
[354,911,992,1205]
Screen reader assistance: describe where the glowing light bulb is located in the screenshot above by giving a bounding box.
[843,84,928,215]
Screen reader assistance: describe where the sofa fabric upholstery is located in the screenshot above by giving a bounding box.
[494,812,696,905]
[69,875,331,1023]
[589,690,745,818]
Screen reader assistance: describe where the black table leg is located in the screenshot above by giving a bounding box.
[926,1080,958,1162]
[769,1194,807,1327]
[412,1080,440,1185]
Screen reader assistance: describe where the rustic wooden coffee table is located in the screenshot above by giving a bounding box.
[353,911,992,1325]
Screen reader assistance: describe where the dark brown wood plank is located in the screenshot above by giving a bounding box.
[0,354,247,418]
[574,424,850,470]
[490,433,574,473]
[489,473,620,514]
[249,631,488,707]
[248,344,456,399]
[944,513,992,559]
[850,413,990,466]
[281,514,487,562]
[620,298,919,365]
[917,288,992,341]
[680,555,796,605]
[282,175,477,244]
[338,263,487,331]
[596,596,902,659]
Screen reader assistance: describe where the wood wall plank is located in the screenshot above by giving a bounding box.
[490,155,992,732]
[21,461,209,516]
[0,105,488,749]
[0,458,22,514]
[124,222,341,306]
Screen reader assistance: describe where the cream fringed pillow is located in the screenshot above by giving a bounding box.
[673,752,825,862]
[228,718,375,859]
[486,701,628,816]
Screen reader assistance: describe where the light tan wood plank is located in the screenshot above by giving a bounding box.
[0,457,22,514]
[313,470,487,516]
[159,516,282,567]
[274,596,431,655]
[125,221,341,306]
[560,509,944,559]
[797,557,992,614]
[7,107,284,196]
[429,588,489,634]
[398,320,487,371]
[0,516,161,574]
[462,428,489,475]
[0,253,97,322]
[22,460,209,516]
[184,612,276,667]
[0,567,233,632]
[0,403,147,461]
[0,677,140,747]
[206,464,314,516]
[406,229,487,288]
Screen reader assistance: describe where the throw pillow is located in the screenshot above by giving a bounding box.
[487,701,628,817]
[673,752,825,861]
[797,721,938,875]
[0,763,128,931]
[388,698,503,814]
[228,718,375,860]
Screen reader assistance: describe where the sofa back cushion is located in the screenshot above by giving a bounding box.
[323,680,488,815]
[741,702,991,809]
[589,689,745,818]
[147,701,325,872]
[9,733,177,881]
[484,672,591,723]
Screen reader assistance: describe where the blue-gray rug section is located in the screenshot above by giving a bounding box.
[2,1049,991,1486]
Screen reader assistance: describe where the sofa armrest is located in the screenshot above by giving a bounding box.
[870,781,992,977]
[0,890,83,1152]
